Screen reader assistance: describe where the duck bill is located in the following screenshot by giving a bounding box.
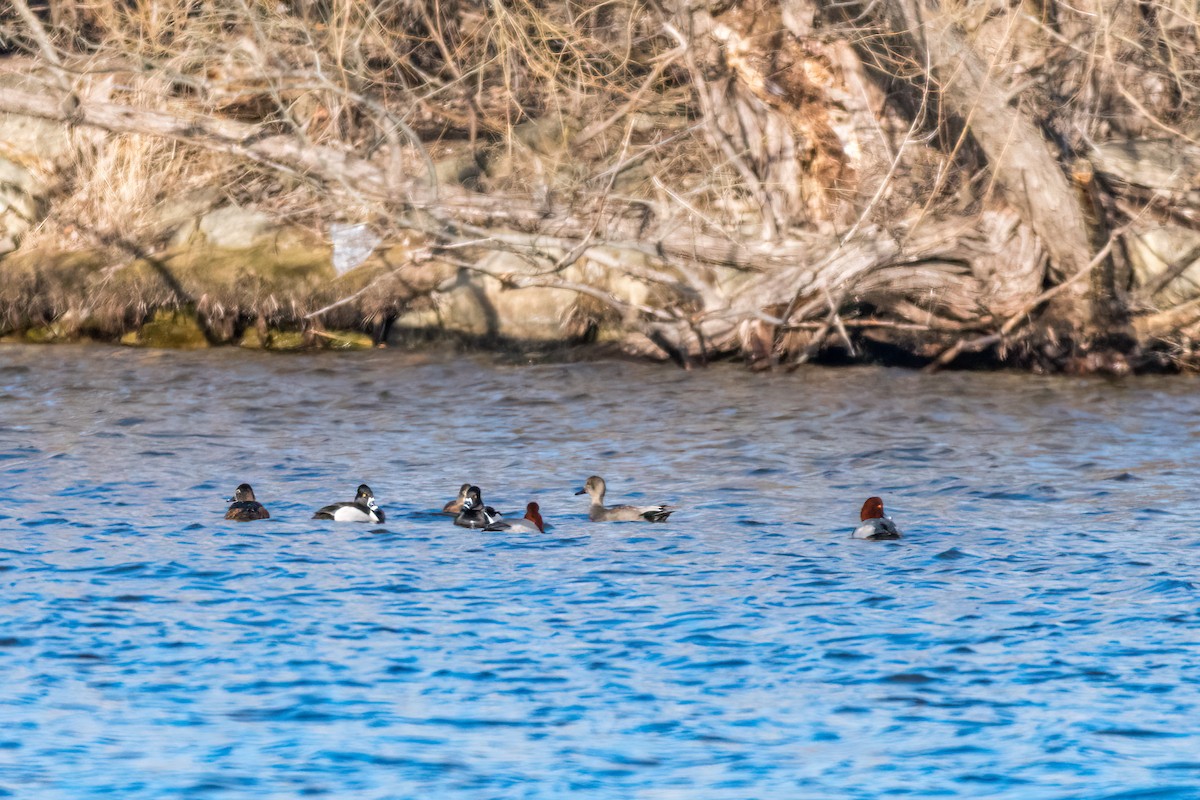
[574,488,586,495]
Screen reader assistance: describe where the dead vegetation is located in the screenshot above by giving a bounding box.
[2,0,1200,369]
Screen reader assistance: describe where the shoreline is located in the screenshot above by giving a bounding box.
[0,242,1177,374]
[0,333,1183,379]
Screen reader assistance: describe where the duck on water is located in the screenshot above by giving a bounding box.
[442,483,471,515]
[852,496,901,540]
[575,476,674,522]
[225,483,270,521]
[454,486,503,529]
[484,502,545,533]
[313,484,385,523]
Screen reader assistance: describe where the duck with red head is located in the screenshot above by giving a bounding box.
[852,496,901,540]
[485,502,545,533]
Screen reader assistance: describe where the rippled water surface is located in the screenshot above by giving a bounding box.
[2,344,1199,799]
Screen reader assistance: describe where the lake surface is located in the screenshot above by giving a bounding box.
[1,344,1198,799]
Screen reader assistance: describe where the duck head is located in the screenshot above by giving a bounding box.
[462,485,483,511]
[860,496,886,521]
[575,476,605,501]
[228,483,256,503]
[356,484,380,510]
[525,502,545,532]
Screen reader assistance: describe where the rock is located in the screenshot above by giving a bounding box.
[198,204,276,249]
[152,188,222,246]
[21,324,72,343]
[393,246,664,343]
[263,330,308,351]
[315,329,375,349]
[0,156,48,247]
[411,250,577,341]
[122,309,209,349]
[237,325,265,349]
[0,83,74,164]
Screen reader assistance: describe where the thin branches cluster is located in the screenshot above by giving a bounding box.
[2,0,1200,370]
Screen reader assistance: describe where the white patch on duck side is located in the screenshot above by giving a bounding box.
[489,518,539,533]
[332,504,376,523]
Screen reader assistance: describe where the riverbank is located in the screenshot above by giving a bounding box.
[3,1,1200,373]
[0,243,1187,374]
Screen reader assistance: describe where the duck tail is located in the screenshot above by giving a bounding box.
[643,506,675,523]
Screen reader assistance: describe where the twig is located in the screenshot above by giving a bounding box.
[574,40,686,147]
[10,0,65,72]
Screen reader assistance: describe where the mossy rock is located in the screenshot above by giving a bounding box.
[237,326,265,349]
[0,231,441,342]
[264,329,308,351]
[123,310,209,349]
[318,330,375,350]
[22,324,76,344]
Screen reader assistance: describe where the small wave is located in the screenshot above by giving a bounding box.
[881,672,937,684]
[423,716,545,729]
[673,658,751,670]
[934,547,971,560]
[318,750,467,772]
[227,705,368,723]
[1094,727,1186,739]
[1094,788,1200,800]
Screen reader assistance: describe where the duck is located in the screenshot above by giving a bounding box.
[484,502,545,533]
[442,483,471,515]
[225,483,269,521]
[454,486,503,529]
[852,496,901,540]
[313,483,385,523]
[575,476,674,522]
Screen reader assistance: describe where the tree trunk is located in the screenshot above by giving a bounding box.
[857,0,1103,331]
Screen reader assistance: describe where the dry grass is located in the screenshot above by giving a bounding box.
[3,0,1200,367]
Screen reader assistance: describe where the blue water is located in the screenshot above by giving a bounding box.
[1,345,1199,798]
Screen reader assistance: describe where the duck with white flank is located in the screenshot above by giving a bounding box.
[313,484,385,523]
[852,496,901,540]
[575,476,674,522]
[454,486,503,529]
[225,483,270,521]
[484,502,545,533]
